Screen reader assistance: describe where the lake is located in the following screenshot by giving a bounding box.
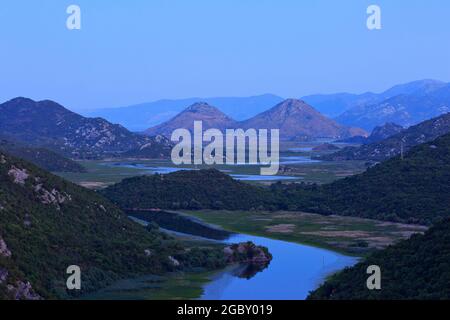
[104,154,320,182]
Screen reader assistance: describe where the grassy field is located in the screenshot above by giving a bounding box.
[181,210,427,256]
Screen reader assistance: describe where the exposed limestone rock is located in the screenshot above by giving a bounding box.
[34,184,71,209]
[223,242,272,265]
[144,249,152,257]
[0,154,6,164]
[168,256,180,267]
[6,281,41,300]
[0,268,8,284]
[8,166,29,185]
[0,237,12,258]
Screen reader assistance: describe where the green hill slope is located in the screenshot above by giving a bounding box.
[101,169,276,211]
[0,151,228,299]
[0,139,85,173]
[308,218,450,300]
[280,132,450,225]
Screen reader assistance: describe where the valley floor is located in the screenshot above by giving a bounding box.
[180,210,427,256]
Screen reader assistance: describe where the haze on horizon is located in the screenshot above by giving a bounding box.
[1,0,449,111]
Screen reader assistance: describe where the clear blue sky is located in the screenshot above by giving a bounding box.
[1,0,449,110]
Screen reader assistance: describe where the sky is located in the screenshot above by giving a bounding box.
[0,0,449,111]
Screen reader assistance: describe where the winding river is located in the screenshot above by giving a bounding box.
[199,233,357,300]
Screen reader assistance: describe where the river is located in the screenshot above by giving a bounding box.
[199,233,357,300]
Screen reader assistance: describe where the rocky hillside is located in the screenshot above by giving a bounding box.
[0,151,237,299]
[240,99,367,140]
[0,98,172,159]
[0,139,85,173]
[308,218,450,300]
[322,113,450,161]
[336,80,450,130]
[338,122,404,144]
[88,94,283,131]
[146,102,238,137]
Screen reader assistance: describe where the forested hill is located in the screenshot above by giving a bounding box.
[282,132,450,225]
[0,151,226,299]
[101,169,275,211]
[0,139,85,173]
[308,218,450,300]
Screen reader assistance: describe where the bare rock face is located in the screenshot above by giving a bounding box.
[223,242,272,265]
[168,256,180,267]
[8,166,29,185]
[0,268,8,284]
[0,236,12,258]
[6,281,41,300]
[34,184,71,210]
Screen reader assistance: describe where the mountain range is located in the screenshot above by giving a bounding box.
[146,99,367,141]
[335,80,450,130]
[87,94,284,131]
[86,79,450,133]
[323,112,450,161]
[0,98,172,160]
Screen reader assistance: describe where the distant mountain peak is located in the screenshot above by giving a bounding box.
[0,97,172,159]
[184,102,227,114]
[241,99,367,140]
[146,102,237,136]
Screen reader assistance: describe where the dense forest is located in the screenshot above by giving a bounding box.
[308,218,450,299]
[102,133,450,225]
[101,169,276,211]
[0,151,230,299]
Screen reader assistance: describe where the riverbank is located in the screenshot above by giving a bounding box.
[181,210,427,256]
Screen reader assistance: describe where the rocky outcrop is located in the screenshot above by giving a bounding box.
[34,184,71,210]
[8,166,29,185]
[6,281,41,300]
[0,268,8,284]
[168,256,180,267]
[223,242,272,265]
[0,236,12,257]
